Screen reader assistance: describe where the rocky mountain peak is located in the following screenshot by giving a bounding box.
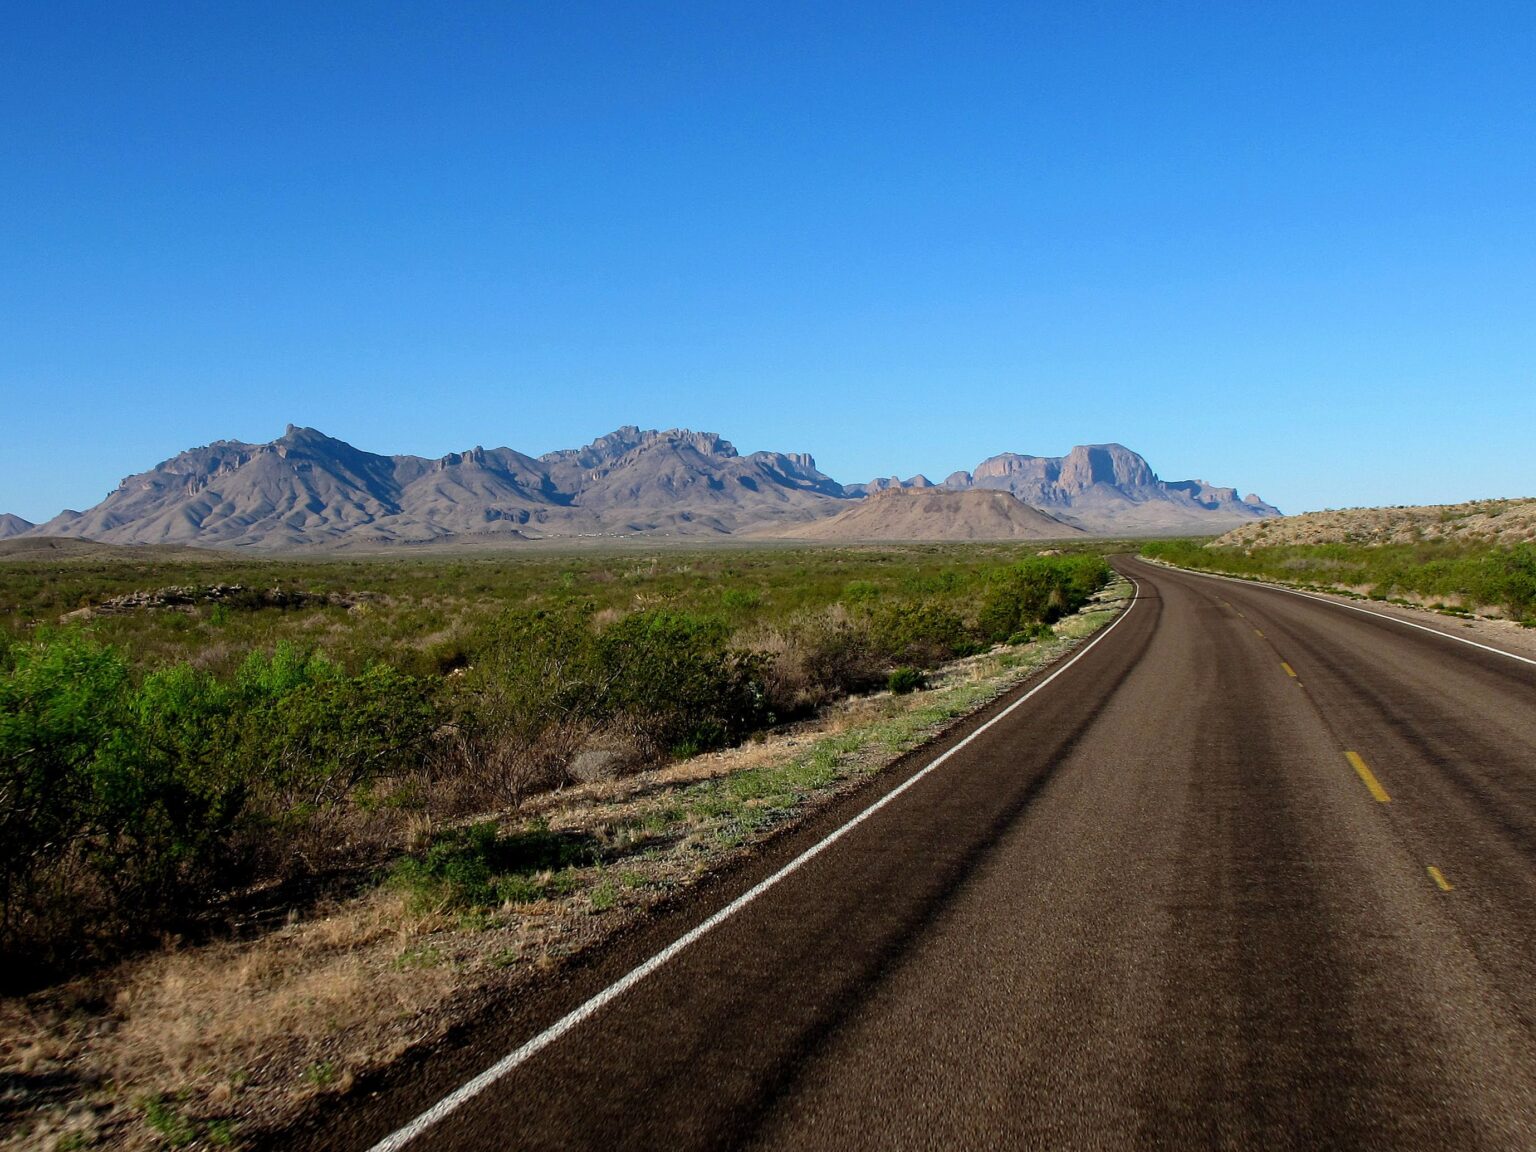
[1059,444,1157,491]
[650,429,737,459]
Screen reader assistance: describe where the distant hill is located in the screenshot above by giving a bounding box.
[935,443,1279,535]
[14,426,1278,549]
[1213,498,1536,549]
[777,489,1085,542]
[0,514,34,539]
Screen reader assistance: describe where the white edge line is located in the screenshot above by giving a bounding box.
[367,577,1142,1152]
[1152,560,1536,668]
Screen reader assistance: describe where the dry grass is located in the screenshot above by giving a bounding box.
[1,890,464,1150]
[1,583,1131,1150]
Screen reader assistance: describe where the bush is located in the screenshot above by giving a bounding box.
[0,633,444,979]
[756,607,884,718]
[1487,544,1536,621]
[0,632,129,942]
[595,611,769,756]
[886,667,926,695]
[95,664,247,907]
[977,555,1110,643]
[869,602,972,667]
[232,648,439,813]
[1146,537,1536,621]
[469,607,771,770]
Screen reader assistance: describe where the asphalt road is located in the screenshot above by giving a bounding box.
[339,556,1536,1151]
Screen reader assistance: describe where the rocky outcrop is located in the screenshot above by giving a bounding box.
[844,475,936,497]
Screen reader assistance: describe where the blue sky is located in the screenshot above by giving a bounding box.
[3,1,1533,522]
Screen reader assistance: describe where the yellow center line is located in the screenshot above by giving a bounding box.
[1281,661,1297,677]
[1427,866,1454,891]
[1254,628,1265,639]
[1346,751,1391,803]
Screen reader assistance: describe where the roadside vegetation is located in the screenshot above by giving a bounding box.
[1142,538,1536,623]
[2,579,1129,1152]
[0,544,1111,988]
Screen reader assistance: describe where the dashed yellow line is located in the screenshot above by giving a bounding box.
[1346,751,1391,803]
[1281,661,1297,678]
[1254,628,1265,639]
[1427,866,1454,891]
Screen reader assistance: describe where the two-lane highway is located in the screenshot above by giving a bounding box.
[329,557,1536,1151]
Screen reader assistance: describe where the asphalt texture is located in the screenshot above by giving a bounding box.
[333,557,1536,1151]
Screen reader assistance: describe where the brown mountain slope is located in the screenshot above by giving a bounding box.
[0,514,34,539]
[773,489,1086,541]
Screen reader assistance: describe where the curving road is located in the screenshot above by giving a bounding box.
[325,556,1536,1151]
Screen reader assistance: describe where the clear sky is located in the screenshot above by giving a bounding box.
[3,1,1534,523]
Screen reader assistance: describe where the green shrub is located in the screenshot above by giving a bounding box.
[0,633,443,977]
[94,664,247,906]
[1146,538,1536,621]
[595,611,769,755]
[0,631,129,937]
[1488,544,1536,621]
[232,654,439,812]
[977,555,1109,643]
[473,608,770,761]
[870,602,971,667]
[886,667,926,694]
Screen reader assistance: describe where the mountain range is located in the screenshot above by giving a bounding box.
[6,426,1279,549]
